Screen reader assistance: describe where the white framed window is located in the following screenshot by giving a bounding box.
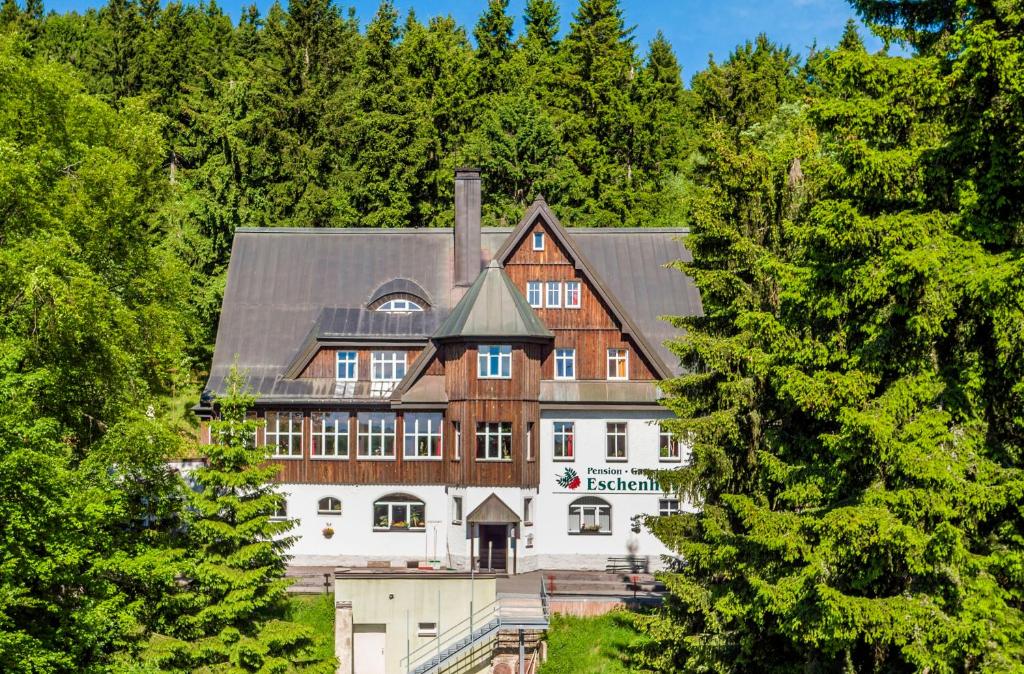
[526,422,534,460]
[607,348,628,380]
[532,231,544,250]
[373,493,425,531]
[527,281,542,307]
[659,499,680,517]
[524,497,533,525]
[311,411,349,458]
[569,496,611,534]
[476,422,512,461]
[606,422,627,461]
[564,281,581,308]
[336,351,357,380]
[271,498,288,520]
[377,299,423,312]
[452,496,463,524]
[477,345,512,379]
[265,411,303,457]
[404,412,442,459]
[357,412,396,458]
[453,421,462,460]
[555,348,575,380]
[659,428,681,462]
[318,496,342,515]
[553,421,574,460]
[418,622,438,637]
[371,351,407,381]
[545,281,561,308]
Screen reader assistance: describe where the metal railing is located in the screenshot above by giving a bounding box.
[401,599,501,674]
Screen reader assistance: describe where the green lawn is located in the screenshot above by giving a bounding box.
[539,611,651,674]
[287,594,336,662]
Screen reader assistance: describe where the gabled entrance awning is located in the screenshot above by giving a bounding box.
[466,494,521,525]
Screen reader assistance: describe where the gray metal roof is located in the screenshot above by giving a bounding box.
[571,230,701,374]
[208,229,455,395]
[316,307,443,338]
[433,260,553,341]
[206,224,700,398]
[539,380,664,405]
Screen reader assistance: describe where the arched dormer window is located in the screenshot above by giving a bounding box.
[373,493,425,531]
[317,496,342,515]
[367,279,432,312]
[568,496,611,535]
[376,298,423,312]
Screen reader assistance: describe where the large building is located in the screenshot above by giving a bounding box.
[197,170,702,572]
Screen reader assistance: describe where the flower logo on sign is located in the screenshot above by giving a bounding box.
[556,467,581,490]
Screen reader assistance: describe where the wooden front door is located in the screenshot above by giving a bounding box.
[477,524,508,572]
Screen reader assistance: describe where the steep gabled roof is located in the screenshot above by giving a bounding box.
[494,198,677,380]
[466,493,521,524]
[432,260,553,341]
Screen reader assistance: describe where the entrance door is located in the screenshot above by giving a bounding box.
[353,624,386,674]
[477,524,508,572]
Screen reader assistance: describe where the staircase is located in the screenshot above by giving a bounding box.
[408,616,501,674]
[403,582,550,674]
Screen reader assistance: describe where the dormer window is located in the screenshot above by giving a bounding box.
[532,231,545,250]
[372,351,407,381]
[377,298,423,312]
[336,351,357,380]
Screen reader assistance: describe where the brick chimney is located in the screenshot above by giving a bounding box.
[454,168,482,288]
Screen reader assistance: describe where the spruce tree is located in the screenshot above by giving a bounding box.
[522,0,559,52]
[557,0,639,225]
[143,367,333,672]
[473,0,514,94]
[641,27,1024,672]
[0,0,20,28]
[339,0,427,228]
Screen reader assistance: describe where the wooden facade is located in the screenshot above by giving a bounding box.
[503,217,659,381]
[299,346,426,380]
[204,212,667,491]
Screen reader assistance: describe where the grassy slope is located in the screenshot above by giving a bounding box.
[539,612,651,674]
[287,594,336,662]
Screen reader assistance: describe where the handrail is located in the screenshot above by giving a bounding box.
[539,575,550,621]
[400,599,500,671]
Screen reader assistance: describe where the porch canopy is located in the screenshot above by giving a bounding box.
[466,494,521,525]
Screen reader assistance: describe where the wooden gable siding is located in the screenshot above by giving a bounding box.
[443,343,542,402]
[441,342,541,488]
[504,217,657,381]
[300,346,426,379]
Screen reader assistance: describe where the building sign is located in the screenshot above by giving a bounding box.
[554,466,663,494]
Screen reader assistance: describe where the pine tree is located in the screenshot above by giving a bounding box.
[143,367,333,672]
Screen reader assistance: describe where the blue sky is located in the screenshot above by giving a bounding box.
[43,0,898,80]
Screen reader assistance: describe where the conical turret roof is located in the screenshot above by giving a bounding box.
[433,260,553,340]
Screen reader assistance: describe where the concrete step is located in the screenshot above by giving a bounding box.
[542,571,658,583]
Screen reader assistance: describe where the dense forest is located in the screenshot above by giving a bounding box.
[0,0,1022,671]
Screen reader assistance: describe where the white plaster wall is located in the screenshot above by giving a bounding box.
[281,484,449,567]
[281,410,692,572]
[535,410,690,570]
